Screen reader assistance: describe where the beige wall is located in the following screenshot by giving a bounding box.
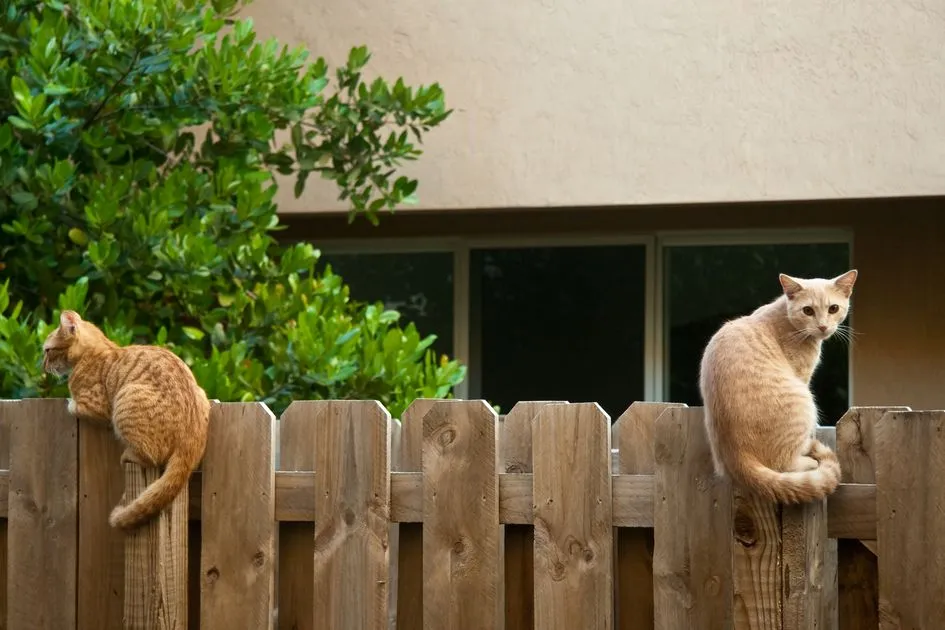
[246,0,945,212]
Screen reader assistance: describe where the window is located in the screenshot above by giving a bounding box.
[317,252,455,357]
[469,245,647,418]
[664,242,851,425]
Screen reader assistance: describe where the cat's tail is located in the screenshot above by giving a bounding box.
[731,441,842,504]
[109,442,202,531]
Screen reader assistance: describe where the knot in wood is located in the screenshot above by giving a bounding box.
[205,567,220,584]
[704,576,721,596]
[437,427,457,448]
[343,507,356,526]
[551,561,566,581]
[733,508,757,548]
[252,551,266,568]
[451,539,466,556]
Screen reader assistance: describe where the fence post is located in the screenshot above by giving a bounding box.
[123,464,189,630]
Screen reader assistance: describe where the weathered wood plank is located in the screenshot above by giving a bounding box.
[388,418,402,630]
[123,463,189,630]
[423,400,499,629]
[533,403,613,630]
[733,491,781,630]
[313,401,391,630]
[836,407,905,630]
[277,401,318,630]
[817,426,839,630]
[875,410,945,629]
[200,403,276,629]
[6,399,78,630]
[654,406,733,630]
[397,398,438,630]
[502,401,563,630]
[77,422,125,630]
[613,402,684,630]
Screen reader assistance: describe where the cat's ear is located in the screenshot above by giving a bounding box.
[778,273,804,299]
[832,269,858,297]
[59,310,81,335]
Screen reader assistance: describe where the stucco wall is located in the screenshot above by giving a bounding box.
[245,0,945,212]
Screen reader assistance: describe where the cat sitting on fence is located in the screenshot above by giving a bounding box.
[42,310,210,530]
[699,269,858,504]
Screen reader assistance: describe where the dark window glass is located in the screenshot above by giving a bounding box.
[665,243,851,425]
[471,245,646,419]
[318,252,454,357]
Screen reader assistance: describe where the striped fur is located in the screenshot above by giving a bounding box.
[699,270,857,504]
[43,310,210,530]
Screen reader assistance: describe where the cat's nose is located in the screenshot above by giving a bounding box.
[818,325,827,332]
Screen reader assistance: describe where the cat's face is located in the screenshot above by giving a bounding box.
[779,270,858,340]
[42,310,82,376]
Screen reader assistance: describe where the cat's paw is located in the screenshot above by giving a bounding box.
[66,398,77,415]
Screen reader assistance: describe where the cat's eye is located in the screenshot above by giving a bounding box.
[828,304,839,314]
[802,306,815,316]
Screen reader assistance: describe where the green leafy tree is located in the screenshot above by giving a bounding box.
[0,0,464,417]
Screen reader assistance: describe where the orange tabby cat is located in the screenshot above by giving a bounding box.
[42,310,210,530]
[699,270,857,503]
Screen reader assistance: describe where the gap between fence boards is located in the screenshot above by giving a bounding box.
[0,470,875,539]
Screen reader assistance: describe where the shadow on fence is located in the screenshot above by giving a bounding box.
[0,398,941,629]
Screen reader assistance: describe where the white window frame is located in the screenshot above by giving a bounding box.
[315,227,854,405]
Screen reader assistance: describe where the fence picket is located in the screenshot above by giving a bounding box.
[77,422,125,630]
[613,402,684,630]
[313,401,391,630]
[835,407,907,630]
[396,398,438,630]
[6,399,78,630]
[502,401,563,630]
[875,410,945,629]
[277,401,319,630]
[0,400,11,630]
[423,400,499,629]
[654,406,733,630]
[533,403,613,630]
[200,403,276,629]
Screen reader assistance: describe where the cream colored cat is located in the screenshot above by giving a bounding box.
[699,270,857,503]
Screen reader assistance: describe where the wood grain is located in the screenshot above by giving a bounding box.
[502,401,563,630]
[653,406,733,630]
[875,410,945,629]
[835,407,905,630]
[613,402,684,630]
[277,401,319,630]
[123,462,189,629]
[423,400,499,629]
[396,398,438,630]
[732,491,781,630]
[200,403,276,629]
[6,399,78,630]
[313,401,391,630]
[533,403,613,630]
[817,426,839,630]
[77,421,125,630]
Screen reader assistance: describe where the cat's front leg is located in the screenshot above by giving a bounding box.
[67,391,110,426]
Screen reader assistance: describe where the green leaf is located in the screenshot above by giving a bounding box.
[182,327,205,341]
[11,192,37,209]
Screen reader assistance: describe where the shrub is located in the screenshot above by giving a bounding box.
[0,0,464,417]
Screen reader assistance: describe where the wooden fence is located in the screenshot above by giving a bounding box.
[0,398,941,629]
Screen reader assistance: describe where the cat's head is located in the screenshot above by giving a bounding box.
[779,270,858,341]
[42,310,109,375]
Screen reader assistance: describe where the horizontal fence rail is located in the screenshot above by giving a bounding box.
[0,398,940,630]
